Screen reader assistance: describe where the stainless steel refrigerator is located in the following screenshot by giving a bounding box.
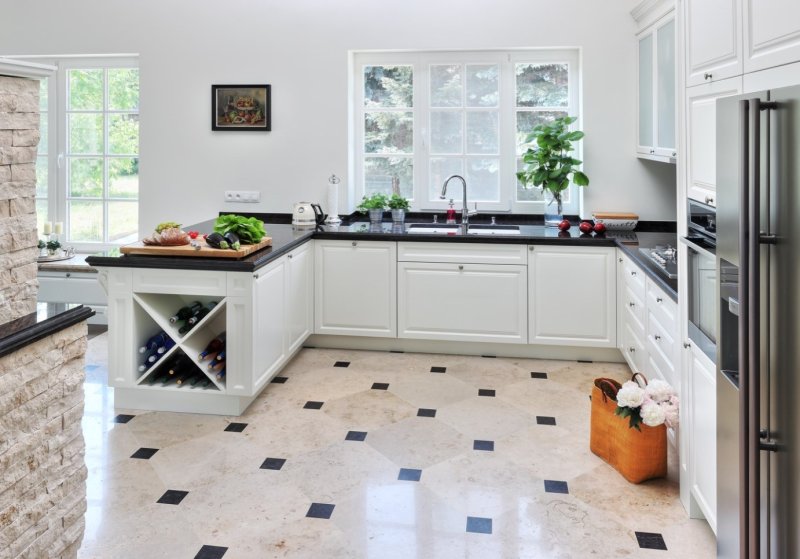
[716,85,800,558]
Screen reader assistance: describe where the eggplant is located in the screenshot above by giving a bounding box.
[222,231,241,250]
[205,232,229,249]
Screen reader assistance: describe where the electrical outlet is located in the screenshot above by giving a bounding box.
[224,190,260,203]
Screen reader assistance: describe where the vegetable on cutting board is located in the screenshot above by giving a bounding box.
[205,232,229,250]
[213,214,266,245]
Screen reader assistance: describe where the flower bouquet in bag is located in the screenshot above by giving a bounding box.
[589,373,678,483]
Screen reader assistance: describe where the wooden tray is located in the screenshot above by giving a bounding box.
[120,236,272,259]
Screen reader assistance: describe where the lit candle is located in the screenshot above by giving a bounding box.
[42,221,52,235]
[54,222,63,235]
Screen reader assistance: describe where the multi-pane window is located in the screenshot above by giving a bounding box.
[66,67,139,244]
[354,50,580,213]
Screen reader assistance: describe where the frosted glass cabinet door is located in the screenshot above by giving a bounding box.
[638,32,655,153]
[656,18,676,156]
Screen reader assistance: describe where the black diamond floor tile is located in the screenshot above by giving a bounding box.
[398,468,422,482]
[430,366,446,373]
[113,414,135,424]
[473,440,495,451]
[194,545,228,559]
[417,408,437,418]
[345,430,367,441]
[466,516,492,534]
[530,372,548,379]
[544,480,569,494]
[536,416,557,426]
[371,382,389,390]
[481,355,496,359]
[224,422,248,433]
[130,447,158,460]
[306,502,335,519]
[478,389,496,397]
[271,376,288,384]
[333,361,350,368]
[157,489,189,505]
[577,359,593,363]
[304,401,324,410]
[260,457,287,470]
[389,350,405,353]
[635,532,668,550]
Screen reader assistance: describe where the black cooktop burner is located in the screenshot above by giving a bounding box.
[639,245,678,279]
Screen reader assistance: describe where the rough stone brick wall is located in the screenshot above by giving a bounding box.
[0,323,87,558]
[0,75,40,325]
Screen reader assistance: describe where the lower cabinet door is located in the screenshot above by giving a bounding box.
[690,344,717,529]
[529,246,617,347]
[285,242,313,354]
[398,262,527,343]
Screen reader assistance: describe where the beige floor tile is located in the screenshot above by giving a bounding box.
[366,415,468,470]
[323,389,417,431]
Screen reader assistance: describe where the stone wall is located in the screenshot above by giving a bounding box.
[0,322,87,558]
[0,75,40,325]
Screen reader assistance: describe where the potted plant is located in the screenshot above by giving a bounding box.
[46,239,61,256]
[37,239,46,256]
[356,193,388,224]
[387,193,410,224]
[516,115,590,227]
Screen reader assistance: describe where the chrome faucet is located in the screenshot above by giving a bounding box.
[440,174,477,226]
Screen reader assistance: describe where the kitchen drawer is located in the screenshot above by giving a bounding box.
[132,268,227,295]
[620,254,646,299]
[622,322,646,373]
[647,308,677,369]
[38,272,107,305]
[646,277,677,332]
[397,242,527,265]
[647,351,677,392]
[623,284,646,333]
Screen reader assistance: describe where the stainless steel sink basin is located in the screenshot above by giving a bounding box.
[405,223,521,235]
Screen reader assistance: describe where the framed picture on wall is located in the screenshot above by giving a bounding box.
[211,84,271,131]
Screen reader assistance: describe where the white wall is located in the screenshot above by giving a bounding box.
[2,0,677,233]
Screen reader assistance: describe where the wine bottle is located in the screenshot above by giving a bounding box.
[208,360,225,372]
[178,321,196,335]
[195,377,212,388]
[214,350,226,362]
[156,338,176,355]
[138,348,159,372]
[215,368,226,381]
[148,372,167,385]
[168,301,202,324]
[198,333,226,361]
[187,302,217,326]
[168,355,190,375]
[139,331,169,353]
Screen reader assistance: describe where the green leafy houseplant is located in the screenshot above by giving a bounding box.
[516,115,589,223]
[387,194,410,211]
[356,193,389,212]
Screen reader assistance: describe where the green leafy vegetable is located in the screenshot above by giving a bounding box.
[213,215,266,245]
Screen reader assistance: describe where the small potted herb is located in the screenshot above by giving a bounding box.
[37,239,46,256]
[356,193,389,224]
[387,194,410,224]
[46,239,61,256]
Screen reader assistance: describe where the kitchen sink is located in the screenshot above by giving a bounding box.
[406,223,521,235]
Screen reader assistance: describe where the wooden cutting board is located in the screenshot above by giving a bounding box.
[120,236,272,259]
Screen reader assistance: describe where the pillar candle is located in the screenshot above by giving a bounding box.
[54,222,63,235]
[42,222,52,235]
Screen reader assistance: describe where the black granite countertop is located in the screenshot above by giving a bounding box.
[0,303,95,359]
[85,217,678,301]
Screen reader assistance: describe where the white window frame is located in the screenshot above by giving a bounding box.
[351,49,582,215]
[16,55,139,252]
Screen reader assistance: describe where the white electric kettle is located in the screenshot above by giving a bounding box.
[292,202,326,226]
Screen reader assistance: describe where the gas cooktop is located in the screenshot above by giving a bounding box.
[639,245,678,279]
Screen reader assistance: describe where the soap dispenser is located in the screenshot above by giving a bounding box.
[446,199,457,224]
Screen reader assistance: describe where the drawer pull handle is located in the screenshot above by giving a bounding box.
[629,302,635,307]
[683,342,691,349]
[619,258,623,263]
[352,241,358,247]
[288,254,293,259]
[655,335,661,341]
[630,271,637,277]
[65,272,71,278]
[704,72,713,80]
[458,265,464,270]
[629,347,636,353]
[529,246,534,251]
[656,297,663,303]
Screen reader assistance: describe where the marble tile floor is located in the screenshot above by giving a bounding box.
[79,333,716,559]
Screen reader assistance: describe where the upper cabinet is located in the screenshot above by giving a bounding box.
[743,0,800,73]
[685,0,800,85]
[685,0,743,86]
[635,2,678,162]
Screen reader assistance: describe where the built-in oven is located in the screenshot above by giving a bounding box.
[683,199,717,361]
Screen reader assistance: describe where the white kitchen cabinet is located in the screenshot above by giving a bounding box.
[397,261,527,344]
[38,269,108,325]
[637,12,678,161]
[314,240,397,337]
[743,0,800,74]
[285,241,314,354]
[684,0,743,86]
[688,341,717,530]
[529,246,616,347]
[685,76,743,206]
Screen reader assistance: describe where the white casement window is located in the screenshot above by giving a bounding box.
[31,57,139,249]
[352,49,581,214]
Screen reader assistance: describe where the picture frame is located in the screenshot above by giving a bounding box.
[211,84,271,131]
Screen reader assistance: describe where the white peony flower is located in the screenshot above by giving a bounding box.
[663,396,680,428]
[616,381,645,408]
[640,400,667,427]
[644,379,674,403]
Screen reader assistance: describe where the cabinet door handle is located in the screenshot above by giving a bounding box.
[629,347,636,353]
[65,272,71,278]
[705,196,715,206]
[352,241,358,247]
[683,342,691,349]
[655,335,662,341]
[529,246,534,251]
[619,258,623,263]
[630,271,637,277]
[656,297,663,303]
[458,265,464,270]
[704,72,713,80]
[288,254,293,259]
[649,149,655,154]
[629,302,635,307]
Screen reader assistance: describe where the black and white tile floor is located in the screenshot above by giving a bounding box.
[80,334,715,558]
